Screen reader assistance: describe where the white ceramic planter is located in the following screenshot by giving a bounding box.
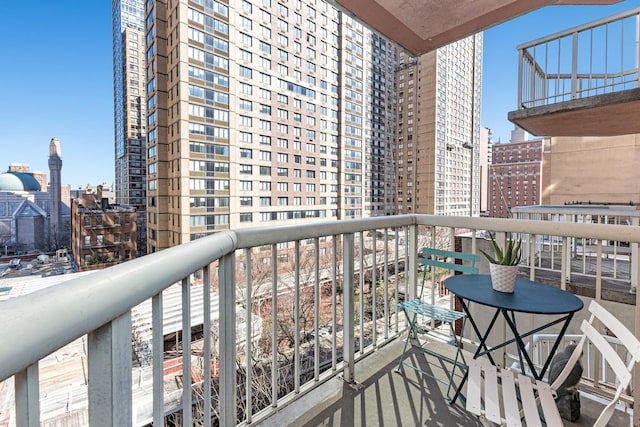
[489,263,519,293]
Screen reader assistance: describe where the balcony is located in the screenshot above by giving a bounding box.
[1,214,639,425]
[509,7,640,137]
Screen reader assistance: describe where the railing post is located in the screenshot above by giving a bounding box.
[342,232,355,384]
[635,268,640,427]
[635,13,639,88]
[494,232,507,368]
[15,363,39,427]
[152,292,164,427]
[517,48,523,108]
[407,225,418,300]
[631,217,639,292]
[219,252,237,426]
[88,312,133,426]
[571,31,578,99]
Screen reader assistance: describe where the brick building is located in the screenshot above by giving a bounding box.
[488,136,543,218]
[71,187,137,270]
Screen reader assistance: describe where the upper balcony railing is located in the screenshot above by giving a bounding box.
[1,214,640,426]
[517,7,640,109]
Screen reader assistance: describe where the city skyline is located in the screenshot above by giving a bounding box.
[0,1,636,188]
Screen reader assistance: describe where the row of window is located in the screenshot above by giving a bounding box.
[83,233,132,246]
[83,214,132,227]
[83,249,132,265]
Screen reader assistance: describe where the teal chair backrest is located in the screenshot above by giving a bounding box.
[419,248,480,298]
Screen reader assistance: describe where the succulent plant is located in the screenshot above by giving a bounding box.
[481,234,522,266]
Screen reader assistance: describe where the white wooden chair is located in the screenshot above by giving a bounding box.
[465,300,640,426]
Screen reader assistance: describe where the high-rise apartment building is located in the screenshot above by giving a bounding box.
[395,34,483,216]
[112,0,147,255]
[144,0,398,252]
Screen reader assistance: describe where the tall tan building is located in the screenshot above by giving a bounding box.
[542,134,640,206]
[395,34,482,216]
[144,0,398,252]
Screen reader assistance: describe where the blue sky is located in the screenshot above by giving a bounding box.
[0,1,637,188]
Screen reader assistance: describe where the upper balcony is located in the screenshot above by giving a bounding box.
[1,213,639,426]
[508,7,640,137]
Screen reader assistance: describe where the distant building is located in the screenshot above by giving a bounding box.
[479,127,491,214]
[71,186,137,270]
[488,134,543,218]
[70,183,116,204]
[0,141,71,254]
[395,34,483,216]
[112,0,147,256]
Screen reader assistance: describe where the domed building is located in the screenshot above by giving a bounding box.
[0,141,70,254]
[0,171,43,192]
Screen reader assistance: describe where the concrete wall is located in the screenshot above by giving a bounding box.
[542,134,640,206]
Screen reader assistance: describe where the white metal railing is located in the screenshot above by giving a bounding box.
[516,7,640,109]
[513,205,640,290]
[1,214,640,426]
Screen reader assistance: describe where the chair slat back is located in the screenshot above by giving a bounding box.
[588,299,640,364]
[419,248,480,299]
[581,320,632,386]
[420,248,480,275]
[555,300,640,427]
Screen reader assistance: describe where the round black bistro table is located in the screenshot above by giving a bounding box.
[444,274,584,404]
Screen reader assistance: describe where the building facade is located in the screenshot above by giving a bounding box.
[541,133,640,206]
[144,0,399,252]
[112,0,147,255]
[395,34,483,216]
[71,188,137,270]
[488,137,543,218]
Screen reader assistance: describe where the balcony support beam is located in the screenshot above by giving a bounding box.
[88,312,132,427]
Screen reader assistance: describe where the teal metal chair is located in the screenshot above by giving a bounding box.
[396,248,480,400]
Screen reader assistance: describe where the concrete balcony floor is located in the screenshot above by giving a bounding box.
[264,336,632,426]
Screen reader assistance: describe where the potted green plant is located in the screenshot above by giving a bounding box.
[481,234,522,293]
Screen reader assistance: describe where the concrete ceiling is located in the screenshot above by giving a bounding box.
[331,0,622,56]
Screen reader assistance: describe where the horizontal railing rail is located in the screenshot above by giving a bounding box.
[2,214,640,426]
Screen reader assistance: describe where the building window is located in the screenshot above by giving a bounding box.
[84,236,91,247]
[97,235,104,246]
[84,216,91,227]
